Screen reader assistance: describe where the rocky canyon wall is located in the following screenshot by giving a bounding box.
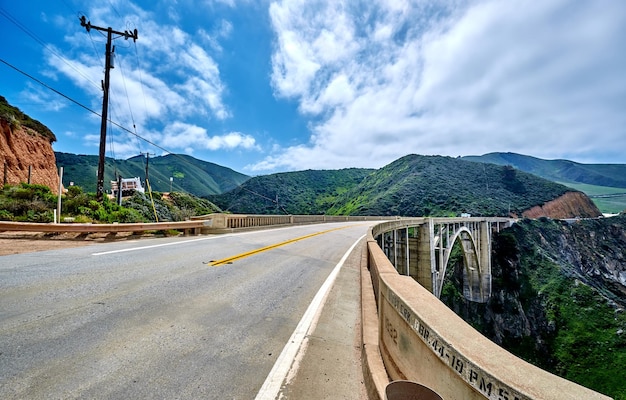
[0,118,60,195]
[521,190,602,219]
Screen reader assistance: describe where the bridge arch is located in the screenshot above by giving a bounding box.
[371,217,508,303]
[435,226,489,303]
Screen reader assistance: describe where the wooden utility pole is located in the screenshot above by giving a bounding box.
[79,16,138,201]
[141,152,155,184]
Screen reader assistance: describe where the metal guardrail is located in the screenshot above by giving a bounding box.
[0,220,211,233]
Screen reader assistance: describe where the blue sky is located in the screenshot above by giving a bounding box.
[1,0,625,175]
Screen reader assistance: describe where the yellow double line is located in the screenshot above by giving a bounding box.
[207,226,350,266]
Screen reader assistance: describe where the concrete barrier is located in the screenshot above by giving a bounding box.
[0,220,212,234]
[364,225,612,400]
[190,213,391,233]
[0,214,393,235]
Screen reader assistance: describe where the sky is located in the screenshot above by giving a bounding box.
[1,0,625,175]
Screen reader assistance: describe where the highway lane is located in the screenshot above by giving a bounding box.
[0,222,371,399]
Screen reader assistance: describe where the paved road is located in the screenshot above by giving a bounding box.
[0,222,370,399]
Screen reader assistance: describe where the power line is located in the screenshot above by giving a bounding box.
[0,57,239,197]
[115,51,139,139]
[0,58,163,153]
[0,15,253,202]
[0,6,100,90]
[1,58,99,118]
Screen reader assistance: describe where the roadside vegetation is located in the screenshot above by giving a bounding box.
[0,183,221,224]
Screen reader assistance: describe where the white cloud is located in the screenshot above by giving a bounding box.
[257,0,626,171]
[161,122,257,152]
[44,0,246,157]
[198,20,233,53]
[269,0,360,100]
[19,82,69,112]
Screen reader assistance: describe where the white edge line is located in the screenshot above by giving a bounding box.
[254,234,365,400]
[91,235,223,256]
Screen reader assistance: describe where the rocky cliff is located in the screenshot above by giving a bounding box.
[441,215,626,397]
[0,118,60,195]
[521,190,602,219]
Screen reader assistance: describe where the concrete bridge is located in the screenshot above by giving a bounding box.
[376,217,514,302]
[365,217,611,400]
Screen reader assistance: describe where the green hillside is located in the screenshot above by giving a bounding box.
[463,152,626,188]
[462,152,626,213]
[213,155,574,217]
[558,182,626,214]
[55,152,249,197]
[327,155,573,217]
[210,168,374,214]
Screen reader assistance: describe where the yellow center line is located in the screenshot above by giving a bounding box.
[207,225,351,266]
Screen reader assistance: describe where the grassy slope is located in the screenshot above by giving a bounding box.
[557,182,626,214]
[327,154,572,217]
[0,96,56,142]
[210,168,374,215]
[463,152,626,214]
[463,152,626,188]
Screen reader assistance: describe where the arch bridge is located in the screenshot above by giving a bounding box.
[374,217,514,302]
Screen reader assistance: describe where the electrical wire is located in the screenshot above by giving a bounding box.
[0,57,247,202]
[131,32,150,154]
[86,19,105,66]
[115,52,140,145]
[1,58,161,152]
[0,6,100,90]
[0,7,263,206]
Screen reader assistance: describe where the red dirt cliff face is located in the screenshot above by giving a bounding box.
[522,191,602,219]
[0,119,60,195]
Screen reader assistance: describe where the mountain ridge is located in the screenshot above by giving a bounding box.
[211,154,602,218]
[55,152,249,197]
[462,152,626,189]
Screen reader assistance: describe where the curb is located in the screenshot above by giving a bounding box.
[360,239,389,400]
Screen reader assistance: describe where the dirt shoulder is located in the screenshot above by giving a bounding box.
[0,231,163,256]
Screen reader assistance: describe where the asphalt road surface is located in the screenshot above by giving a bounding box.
[0,222,370,399]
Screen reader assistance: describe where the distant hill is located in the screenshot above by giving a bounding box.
[213,154,589,217]
[55,152,249,197]
[326,155,579,217]
[210,168,373,214]
[462,152,626,188]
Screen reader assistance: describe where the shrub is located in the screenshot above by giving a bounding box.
[0,183,56,222]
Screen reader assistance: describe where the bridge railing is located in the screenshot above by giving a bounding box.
[0,213,392,235]
[190,213,391,231]
[0,220,213,234]
[365,219,611,400]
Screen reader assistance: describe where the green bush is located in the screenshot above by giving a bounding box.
[0,183,56,222]
[111,207,144,223]
[0,183,214,224]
